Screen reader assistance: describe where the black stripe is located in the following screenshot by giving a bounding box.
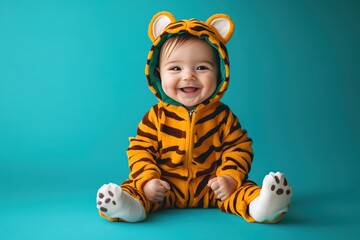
[195,159,221,176]
[161,124,185,138]
[142,112,157,131]
[232,190,242,216]
[157,157,184,168]
[137,128,158,142]
[167,22,185,30]
[194,145,221,164]
[129,156,156,170]
[160,169,187,181]
[131,165,158,179]
[169,182,185,199]
[194,175,211,198]
[196,104,229,125]
[224,156,250,173]
[162,145,179,154]
[161,108,185,121]
[194,116,227,148]
[128,143,157,155]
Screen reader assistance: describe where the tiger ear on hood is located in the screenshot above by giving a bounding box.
[206,14,234,43]
[148,11,176,42]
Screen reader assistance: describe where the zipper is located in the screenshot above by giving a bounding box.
[188,109,195,119]
[186,108,196,206]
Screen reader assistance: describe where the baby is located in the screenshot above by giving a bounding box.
[96,11,292,223]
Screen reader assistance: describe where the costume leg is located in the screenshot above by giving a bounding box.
[217,180,261,222]
[218,172,292,223]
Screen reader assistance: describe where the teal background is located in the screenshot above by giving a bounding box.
[1,0,359,239]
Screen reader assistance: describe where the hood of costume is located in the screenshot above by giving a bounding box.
[145,11,234,107]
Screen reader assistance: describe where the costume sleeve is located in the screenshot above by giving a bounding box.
[216,110,253,187]
[126,105,161,191]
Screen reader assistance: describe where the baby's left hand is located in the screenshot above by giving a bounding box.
[207,175,237,201]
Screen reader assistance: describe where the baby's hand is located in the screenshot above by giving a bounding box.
[143,179,170,203]
[207,175,237,201]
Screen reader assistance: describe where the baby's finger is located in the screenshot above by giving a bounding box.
[210,181,220,191]
[153,193,165,202]
[156,186,167,194]
[217,192,225,200]
[162,185,169,193]
[152,197,163,203]
[220,195,228,201]
[214,187,223,196]
[207,177,217,187]
[159,180,171,191]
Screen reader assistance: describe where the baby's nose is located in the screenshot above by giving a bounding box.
[183,70,196,80]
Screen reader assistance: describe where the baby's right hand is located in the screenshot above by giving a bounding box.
[143,179,170,203]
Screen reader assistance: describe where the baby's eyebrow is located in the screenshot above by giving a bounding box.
[199,61,216,66]
[164,60,215,66]
[164,60,181,66]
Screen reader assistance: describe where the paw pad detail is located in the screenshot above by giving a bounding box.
[269,173,291,196]
[97,187,118,213]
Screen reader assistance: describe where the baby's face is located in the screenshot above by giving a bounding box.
[159,38,218,109]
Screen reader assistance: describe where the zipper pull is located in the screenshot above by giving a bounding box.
[188,109,195,119]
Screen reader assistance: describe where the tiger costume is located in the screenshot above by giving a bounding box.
[96,11,292,223]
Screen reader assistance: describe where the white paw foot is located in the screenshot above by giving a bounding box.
[249,172,292,222]
[96,183,123,217]
[96,183,146,222]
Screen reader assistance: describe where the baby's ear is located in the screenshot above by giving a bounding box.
[148,11,176,42]
[206,14,234,43]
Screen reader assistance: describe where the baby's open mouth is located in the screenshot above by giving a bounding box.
[180,87,198,93]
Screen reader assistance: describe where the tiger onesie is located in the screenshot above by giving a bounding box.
[96,11,292,223]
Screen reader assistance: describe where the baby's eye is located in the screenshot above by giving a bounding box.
[169,66,181,71]
[196,66,209,70]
